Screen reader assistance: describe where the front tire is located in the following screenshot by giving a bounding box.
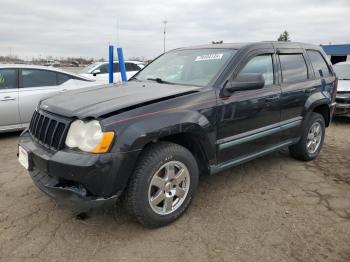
[289,112,325,161]
[125,142,199,228]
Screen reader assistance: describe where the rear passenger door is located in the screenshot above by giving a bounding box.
[18,69,63,126]
[277,49,314,140]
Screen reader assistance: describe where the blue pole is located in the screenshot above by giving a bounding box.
[117,47,127,82]
[108,45,114,84]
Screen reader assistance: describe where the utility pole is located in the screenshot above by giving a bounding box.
[163,20,168,53]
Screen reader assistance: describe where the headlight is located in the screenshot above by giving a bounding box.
[65,120,115,153]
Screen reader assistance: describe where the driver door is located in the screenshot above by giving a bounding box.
[216,49,282,164]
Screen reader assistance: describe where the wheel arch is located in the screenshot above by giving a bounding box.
[303,94,331,128]
[113,111,216,182]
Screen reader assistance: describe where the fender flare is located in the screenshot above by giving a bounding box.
[302,93,331,131]
[112,109,216,162]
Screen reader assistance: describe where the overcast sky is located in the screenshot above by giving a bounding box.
[0,0,349,60]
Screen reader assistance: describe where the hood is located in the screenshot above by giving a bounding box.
[39,81,201,118]
[337,80,350,92]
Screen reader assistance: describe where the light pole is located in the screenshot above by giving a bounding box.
[163,20,168,53]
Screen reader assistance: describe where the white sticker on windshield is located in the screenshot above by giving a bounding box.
[195,54,223,62]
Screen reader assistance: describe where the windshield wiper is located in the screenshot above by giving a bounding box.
[146,78,175,84]
[129,76,142,82]
[339,78,350,80]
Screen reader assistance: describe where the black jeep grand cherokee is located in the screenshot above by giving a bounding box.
[18,42,337,228]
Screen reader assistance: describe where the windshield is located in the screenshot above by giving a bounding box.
[134,49,236,86]
[334,64,350,80]
[79,63,100,74]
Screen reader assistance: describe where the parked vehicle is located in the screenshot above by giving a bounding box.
[79,60,145,83]
[18,42,337,228]
[0,65,96,132]
[333,61,350,116]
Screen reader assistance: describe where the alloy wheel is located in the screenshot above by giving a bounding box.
[148,161,190,215]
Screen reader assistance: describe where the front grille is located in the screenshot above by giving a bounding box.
[29,110,70,150]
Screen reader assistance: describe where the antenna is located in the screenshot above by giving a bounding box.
[163,20,168,53]
[116,18,120,47]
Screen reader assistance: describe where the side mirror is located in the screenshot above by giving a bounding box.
[224,73,265,94]
[92,69,101,76]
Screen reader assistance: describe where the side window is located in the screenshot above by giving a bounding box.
[132,63,141,71]
[0,69,17,89]
[307,50,330,78]
[113,63,120,73]
[57,73,71,85]
[239,55,274,85]
[125,63,141,72]
[98,64,109,74]
[22,69,57,88]
[279,54,308,83]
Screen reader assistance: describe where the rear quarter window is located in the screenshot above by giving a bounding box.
[57,73,72,85]
[307,50,331,78]
[279,54,308,83]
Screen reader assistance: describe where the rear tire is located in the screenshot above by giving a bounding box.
[289,112,325,161]
[125,142,199,228]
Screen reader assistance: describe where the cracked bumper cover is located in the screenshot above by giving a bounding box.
[31,169,120,209]
[19,131,140,209]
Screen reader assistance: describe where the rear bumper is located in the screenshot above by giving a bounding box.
[19,130,140,208]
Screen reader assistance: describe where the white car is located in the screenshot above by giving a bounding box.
[79,60,145,83]
[333,61,350,116]
[0,64,97,132]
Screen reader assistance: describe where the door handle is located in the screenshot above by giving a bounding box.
[60,89,67,93]
[305,87,316,94]
[1,96,16,101]
[265,95,280,102]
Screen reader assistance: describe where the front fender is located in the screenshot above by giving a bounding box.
[111,109,216,160]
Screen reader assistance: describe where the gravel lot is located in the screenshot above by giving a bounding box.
[0,118,349,262]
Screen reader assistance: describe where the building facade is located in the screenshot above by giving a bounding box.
[321,44,350,64]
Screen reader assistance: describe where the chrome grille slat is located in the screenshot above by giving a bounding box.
[49,121,58,146]
[28,110,70,150]
[33,114,42,137]
[35,115,44,138]
[39,117,49,141]
[58,125,69,148]
[29,111,37,131]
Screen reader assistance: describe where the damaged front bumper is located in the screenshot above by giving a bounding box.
[18,130,130,209]
[30,169,121,209]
